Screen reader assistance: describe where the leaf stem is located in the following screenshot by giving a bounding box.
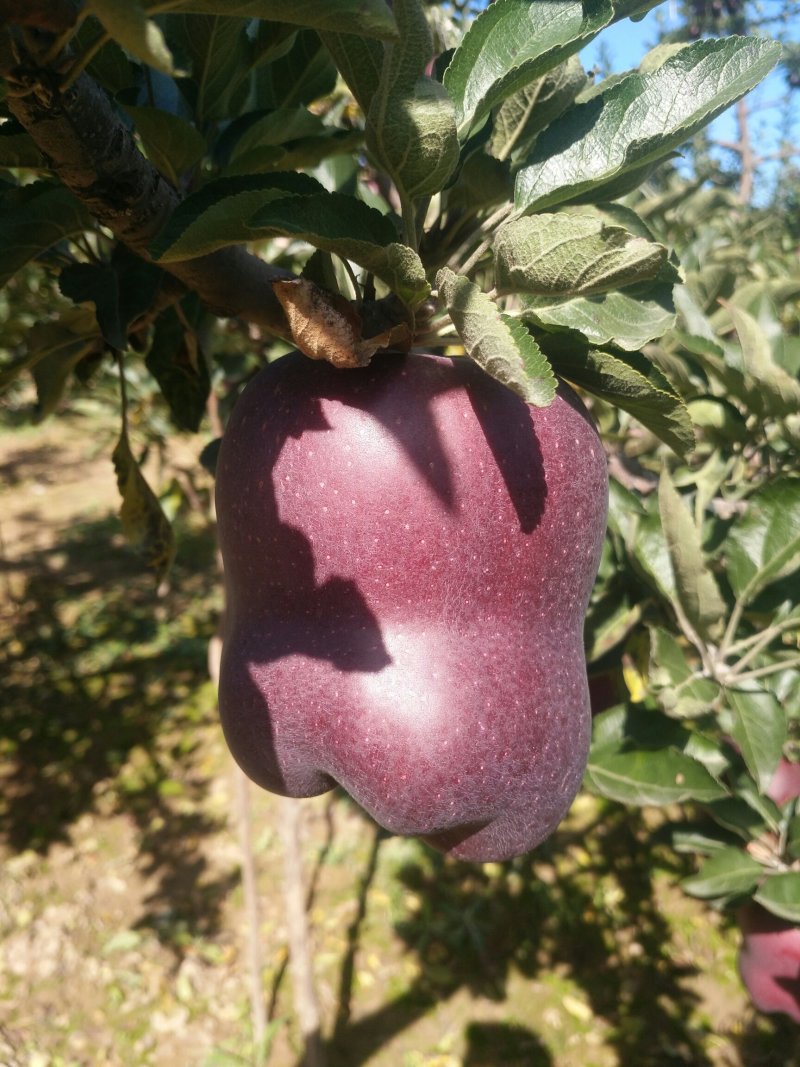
[725,613,800,659]
[727,654,800,686]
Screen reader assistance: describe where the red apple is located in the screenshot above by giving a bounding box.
[767,758,800,807]
[215,351,608,861]
[738,902,800,1022]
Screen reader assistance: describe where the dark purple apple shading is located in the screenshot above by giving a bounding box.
[215,351,608,861]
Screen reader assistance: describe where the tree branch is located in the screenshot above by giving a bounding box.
[2,27,291,338]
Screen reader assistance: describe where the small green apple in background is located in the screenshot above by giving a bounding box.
[215,351,608,861]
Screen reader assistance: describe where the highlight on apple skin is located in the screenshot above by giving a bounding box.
[737,902,800,1023]
[215,350,609,861]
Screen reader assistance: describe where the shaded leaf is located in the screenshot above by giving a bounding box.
[124,105,206,186]
[84,0,175,74]
[163,0,398,39]
[112,429,175,582]
[681,847,764,899]
[489,56,588,162]
[0,119,45,169]
[149,172,325,261]
[649,625,720,718]
[727,303,800,417]
[0,182,91,288]
[515,36,780,212]
[168,13,248,123]
[444,0,613,139]
[724,478,800,604]
[321,31,384,112]
[436,268,556,406]
[251,28,338,110]
[755,873,800,923]
[59,250,165,352]
[146,307,210,432]
[249,194,429,306]
[728,688,787,794]
[542,341,694,456]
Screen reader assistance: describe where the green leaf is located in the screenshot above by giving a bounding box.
[495,213,667,298]
[0,309,100,395]
[585,748,727,806]
[724,478,800,604]
[671,825,741,855]
[706,797,767,840]
[520,284,676,352]
[728,688,788,794]
[223,109,361,175]
[149,172,325,261]
[320,31,384,112]
[84,0,176,74]
[249,193,429,306]
[112,428,175,582]
[366,0,459,201]
[0,182,92,288]
[515,36,781,213]
[443,0,614,139]
[489,56,588,163]
[444,152,513,215]
[0,120,45,169]
[31,340,100,420]
[649,626,720,718]
[736,773,783,833]
[658,467,726,641]
[168,13,248,123]
[251,28,338,110]
[124,106,206,186]
[727,303,800,417]
[755,873,800,924]
[161,0,397,39]
[681,847,764,899]
[542,342,694,457]
[59,251,165,352]
[436,268,556,406]
[146,306,210,433]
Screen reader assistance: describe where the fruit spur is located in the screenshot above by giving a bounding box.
[215,350,608,861]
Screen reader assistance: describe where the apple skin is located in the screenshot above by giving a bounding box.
[738,903,800,1022]
[767,757,800,807]
[215,350,608,861]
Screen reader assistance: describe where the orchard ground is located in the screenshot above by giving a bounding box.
[0,408,797,1067]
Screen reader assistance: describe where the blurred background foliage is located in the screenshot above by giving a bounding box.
[0,1,799,1064]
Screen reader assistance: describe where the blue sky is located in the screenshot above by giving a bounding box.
[579,3,800,202]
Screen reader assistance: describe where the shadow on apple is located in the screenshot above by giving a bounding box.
[216,351,608,862]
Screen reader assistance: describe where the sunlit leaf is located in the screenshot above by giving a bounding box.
[515,36,780,212]
[681,847,764,899]
[444,0,613,139]
[436,268,556,406]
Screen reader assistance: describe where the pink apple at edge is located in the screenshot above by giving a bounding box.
[738,903,800,1023]
[215,351,608,861]
[767,757,800,807]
